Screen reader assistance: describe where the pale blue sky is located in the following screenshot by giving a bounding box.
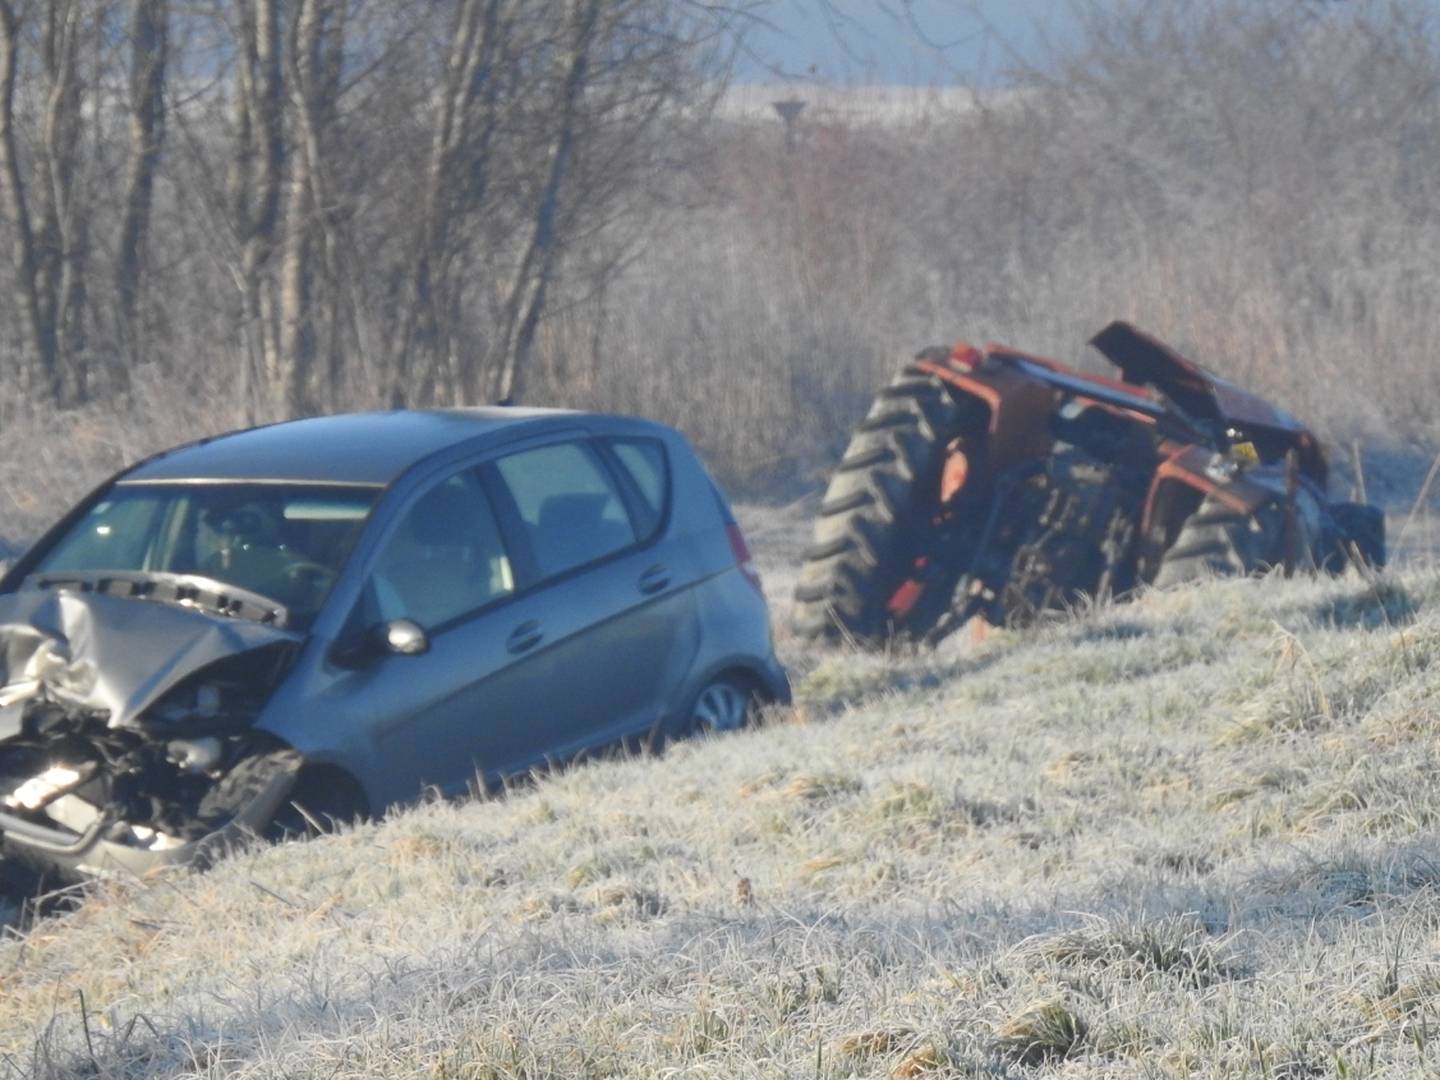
[736,0,1081,85]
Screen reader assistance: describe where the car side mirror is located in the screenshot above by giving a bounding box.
[380,618,429,656]
[330,617,429,669]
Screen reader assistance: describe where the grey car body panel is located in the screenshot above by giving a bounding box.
[0,408,788,876]
[253,419,706,807]
[0,589,298,732]
[683,565,791,705]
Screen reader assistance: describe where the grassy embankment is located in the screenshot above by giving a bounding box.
[3,506,1440,1077]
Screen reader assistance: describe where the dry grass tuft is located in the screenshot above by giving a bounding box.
[780,771,862,802]
[1032,914,1239,988]
[836,1026,917,1060]
[797,854,847,880]
[592,882,665,918]
[1042,749,1092,783]
[889,1040,947,1078]
[991,997,1088,1065]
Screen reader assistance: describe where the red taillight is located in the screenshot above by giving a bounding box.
[950,343,981,370]
[726,523,764,595]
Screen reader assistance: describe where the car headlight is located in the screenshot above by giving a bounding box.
[166,737,223,772]
[4,765,84,810]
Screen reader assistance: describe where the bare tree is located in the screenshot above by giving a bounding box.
[35,0,90,402]
[386,0,510,408]
[276,0,344,415]
[0,0,104,405]
[492,0,599,406]
[0,1,54,400]
[225,0,283,419]
[0,0,745,422]
[115,0,168,380]
[382,0,733,407]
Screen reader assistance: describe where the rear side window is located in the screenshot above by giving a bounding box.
[605,438,669,542]
[494,442,636,580]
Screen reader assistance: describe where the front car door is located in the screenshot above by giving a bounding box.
[301,465,556,805]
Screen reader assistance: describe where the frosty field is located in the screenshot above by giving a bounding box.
[2,498,1439,1078]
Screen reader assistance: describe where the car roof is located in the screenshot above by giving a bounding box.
[120,407,610,486]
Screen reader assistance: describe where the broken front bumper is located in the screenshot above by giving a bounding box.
[0,767,296,880]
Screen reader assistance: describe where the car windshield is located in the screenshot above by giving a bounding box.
[31,482,379,629]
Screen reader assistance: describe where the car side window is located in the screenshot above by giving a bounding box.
[369,470,514,630]
[493,441,637,581]
[605,438,669,543]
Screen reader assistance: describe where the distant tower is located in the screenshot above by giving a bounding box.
[772,98,806,153]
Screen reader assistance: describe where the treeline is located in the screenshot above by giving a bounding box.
[2,0,1438,541]
[0,0,730,420]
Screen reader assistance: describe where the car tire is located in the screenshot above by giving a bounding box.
[269,769,368,839]
[792,359,967,645]
[191,746,304,838]
[677,677,757,739]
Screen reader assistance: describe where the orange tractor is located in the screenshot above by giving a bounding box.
[794,322,1385,646]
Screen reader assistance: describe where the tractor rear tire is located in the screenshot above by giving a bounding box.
[1152,492,1286,588]
[792,359,966,645]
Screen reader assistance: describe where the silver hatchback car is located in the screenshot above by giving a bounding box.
[0,408,788,879]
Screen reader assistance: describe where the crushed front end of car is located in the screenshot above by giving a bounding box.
[0,583,303,880]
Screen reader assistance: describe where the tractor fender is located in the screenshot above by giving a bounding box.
[1143,444,1278,533]
[913,348,1057,474]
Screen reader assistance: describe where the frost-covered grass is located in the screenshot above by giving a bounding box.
[4,511,1440,1077]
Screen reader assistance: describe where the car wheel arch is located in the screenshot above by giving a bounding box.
[289,762,369,819]
[246,729,369,814]
[265,760,369,838]
[670,663,779,737]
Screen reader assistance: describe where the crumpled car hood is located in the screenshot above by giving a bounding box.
[0,588,299,735]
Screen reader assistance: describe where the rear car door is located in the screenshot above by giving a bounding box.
[482,435,700,755]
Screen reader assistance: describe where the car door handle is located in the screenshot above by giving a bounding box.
[506,620,544,654]
[638,564,671,595]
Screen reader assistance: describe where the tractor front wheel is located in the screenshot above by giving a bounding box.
[1152,492,1287,588]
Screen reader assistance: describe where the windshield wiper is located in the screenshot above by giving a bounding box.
[25,570,290,627]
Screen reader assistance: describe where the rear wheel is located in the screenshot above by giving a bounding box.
[678,677,756,738]
[792,357,973,645]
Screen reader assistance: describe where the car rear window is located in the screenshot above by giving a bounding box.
[493,442,637,580]
[605,438,669,542]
